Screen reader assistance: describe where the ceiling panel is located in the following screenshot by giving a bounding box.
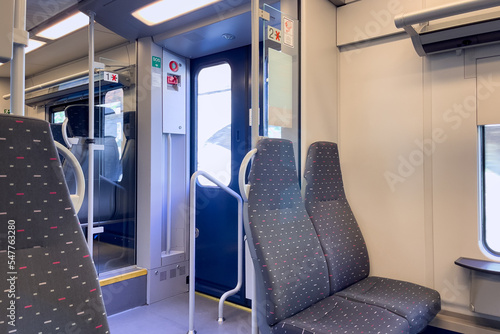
[0,23,127,78]
[26,0,78,31]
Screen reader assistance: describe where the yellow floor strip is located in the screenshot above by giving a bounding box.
[195,291,251,313]
[100,268,148,287]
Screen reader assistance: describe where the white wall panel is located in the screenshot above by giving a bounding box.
[337,0,421,46]
[430,51,485,315]
[0,78,11,113]
[0,0,14,64]
[301,0,338,171]
[477,56,500,125]
[339,38,427,285]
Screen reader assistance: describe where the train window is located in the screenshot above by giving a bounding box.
[196,63,232,186]
[102,89,125,158]
[481,125,500,256]
[52,111,65,123]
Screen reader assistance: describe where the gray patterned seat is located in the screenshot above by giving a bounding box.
[0,115,109,333]
[304,141,441,334]
[245,138,410,334]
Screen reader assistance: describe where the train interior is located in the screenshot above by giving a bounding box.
[2,0,500,333]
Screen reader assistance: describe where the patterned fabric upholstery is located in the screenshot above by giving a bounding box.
[0,115,109,333]
[336,277,441,334]
[247,139,330,326]
[274,295,410,334]
[304,142,370,293]
[304,141,441,334]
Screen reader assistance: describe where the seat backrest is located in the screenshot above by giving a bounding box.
[0,115,109,333]
[304,141,370,294]
[246,138,330,327]
[49,122,65,146]
[115,111,136,219]
[64,105,120,222]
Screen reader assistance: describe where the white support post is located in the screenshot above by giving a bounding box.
[10,0,27,116]
[251,0,260,149]
[166,133,173,255]
[87,11,96,257]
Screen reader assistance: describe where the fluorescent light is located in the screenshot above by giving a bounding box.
[26,39,46,53]
[36,12,89,40]
[132,0,222,26]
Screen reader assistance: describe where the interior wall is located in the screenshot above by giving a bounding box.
[300,0,339,171]
[337,0,500,322]
[0,77,10,113]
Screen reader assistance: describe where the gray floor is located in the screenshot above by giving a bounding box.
[108,292,252,334]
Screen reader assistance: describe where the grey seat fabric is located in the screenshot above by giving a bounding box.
[274,295,409,334]
[245,138,412,334]
[304,141,441,334]
[247,138,330,327]
[336,276,441,333]
[0,115,109,333]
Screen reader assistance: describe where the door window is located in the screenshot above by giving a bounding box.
[196,63,232,186]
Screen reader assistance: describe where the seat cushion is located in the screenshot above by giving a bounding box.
[273,294,410,334]
[336,276,441,334]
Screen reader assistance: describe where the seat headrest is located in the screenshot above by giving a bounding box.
[249,138,300,210]
[65,105,113,138]
[123,111,136,140]
[49,123,65,145]
[304,141,346,202]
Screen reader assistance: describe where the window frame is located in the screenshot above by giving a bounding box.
[193,61,233,188]
[479,125,500,257]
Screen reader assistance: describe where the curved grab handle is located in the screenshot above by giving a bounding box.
[61,117,72,148]
[55,141,85,213]
[189,170,244,333]
[238,148,257,202]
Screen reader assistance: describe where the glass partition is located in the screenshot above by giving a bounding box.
[92,59,137,274]
[48,59,137,275]
[263,4,300,165]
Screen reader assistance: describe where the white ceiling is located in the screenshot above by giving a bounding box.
[0,0,128,78]
[1,0,281,78]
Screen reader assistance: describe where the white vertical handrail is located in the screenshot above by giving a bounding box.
[10,0,27,116]
[166,133,173,255]
[238,148,258,334]
[87,11,96,256]
[188,171,243,334]
[251,0,260,149]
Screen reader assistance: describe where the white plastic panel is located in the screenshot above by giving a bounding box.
[163,50,187,134]
[337,0,421,47]
[470,271,500,317]
[477,55,500,125]
[0,0,14,63]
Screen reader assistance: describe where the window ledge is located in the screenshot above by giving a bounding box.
[455,257,500,275]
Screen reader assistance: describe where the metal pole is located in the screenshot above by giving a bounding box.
[188,173,197,334]
[395,0,500,28]
[217,187,243,323]
[188,171,244,333]
[87,12,95,257]
[10,0,27,116]
[251,0,260,149]
[166,133,173,255]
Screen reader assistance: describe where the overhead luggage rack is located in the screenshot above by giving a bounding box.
[395,0,500,56]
